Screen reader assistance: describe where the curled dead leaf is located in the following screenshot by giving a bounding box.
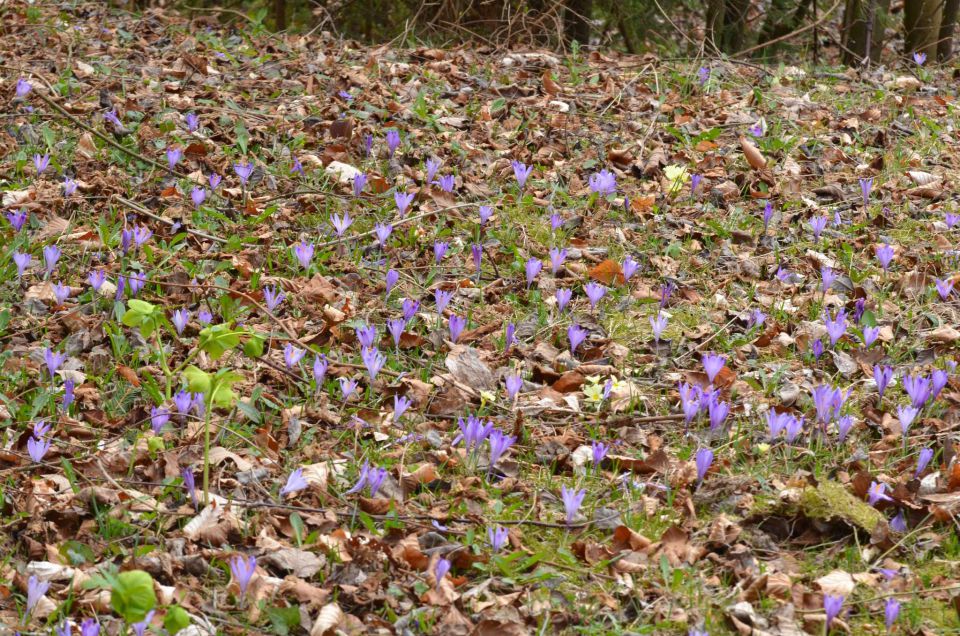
[310,602,344,636]
[739,136,767,170]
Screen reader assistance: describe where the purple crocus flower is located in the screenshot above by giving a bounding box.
[284,343,306,369]
[913,51,927,65]
[568,324,588,354]
[488,429,516,466]
[504,323,516,349]
[488,526,509,552]
[622,255,638,281]
[26,575,49,616]
[386,317,404,349]
[434,174,455,193]
[588,169,617,196]
[748,122,763,137]
[874,365,893,401]
[867,481,893,506]
[197,309,213,325]
[695,447,714,483]
[80,618,99,636]
[356,324,377,349]
[809,216,827,240]
[708,399,730,431]
[230,555,257,599]
[784,415,805,443]
[385,269,399,295]
[330,212,352,238]
[150,407,170,434]
[512,161,533,189]
[551,213,563,231]
[812,384,846,425]
[366,467,387,497]
[293,240,314,270]
[62,379,75,412]
[63,177,77,197]
[823,595,845,630]
[916,447,934,477]
[455,416,494,453]
[448,314,466,342]
[173,390,194,416]
[104,109,124,130]
[191,186,206,208]
[650,312,668,342]
[386,129,401,156]
[591,440,609,466]
[584,282,606,309]
[185,112,199,132]
[134,226,154,247]
[505,374,523,400]
[885,597,900,631]
[13,252,30,278]
[234,162,254,185]
[313,355,328,385]
[861,326,879,348]
[393,395,412,422]
[434,241,448,264]
[279,467,309,496]
[363,134,374,156]
[898,405,919,446]
[263,286,284,312]
[43,244,61,274]
[374,223,393,247]
[859,177,873,207]
[946,212,960,228]
[435,289,453,313]
[690,174,702,194]
[525,258,542,288]
[130,610,155,636]
[290,157,304,176]
[434,557,451,590]
[121,228,135,254]
[402,298,419,323]
[7,209,27,231]
[560,485,586,525]
[471,244,483,276]
[549,247,567,275]
[361,346,386,381]
[903,374,932,408]
[682,396,700,425]
[209,173,222,190]
[875,244,895,271]
[478,205,493,225]
[821,266,836,294]
[836,415,854,442]
[34,153,50,175]
[28,435,51,462]
[115,274,127,301]
[701,353,726,384]
[762,201,774,230]
[349,173,367,198]
[171,309,189,335]
[823,308,847,346]
[425,158,441,183]
[931,368,949,400]
[166,148,182,171]
[16,78,32,98]
[766,410,787,440]
[52,282,70,305]
[44,347,66,378]
[182,468,198,509]
[556,288,572,312]
[127,273,145,296]
[935,277,954,300]
[394,191,415,215]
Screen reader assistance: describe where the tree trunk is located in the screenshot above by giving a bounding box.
[842,0,889,64]
[938,0,960,59]
[756,0,809,57]
[274,0,287,31]
[904,0,942,59]
[564,0,592,45]
[706,0,751,53]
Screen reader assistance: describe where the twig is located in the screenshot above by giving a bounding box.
[115,196,227,244]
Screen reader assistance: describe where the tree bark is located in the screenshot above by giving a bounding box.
[706,0,751,53]
[938,0,960,59]
[564,0,592,45]
[274,0,287,31]
[904,0,942,59]
[842,0,889,64]
[756,0,810,57]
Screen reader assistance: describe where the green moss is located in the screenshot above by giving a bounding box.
[799,481,884,533]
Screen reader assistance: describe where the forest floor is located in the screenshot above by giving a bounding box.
[2,3,960,636]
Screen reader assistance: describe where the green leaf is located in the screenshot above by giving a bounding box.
[198,324,242,360]
[209,369,243,408]
[110,570,157,623]
[243,332,265,358]
[290,512,305,547]
[127,299,156,315]
[164,605,191,635]
[183,366,212,395]
[235,399,262,424]
[267,605,301,635]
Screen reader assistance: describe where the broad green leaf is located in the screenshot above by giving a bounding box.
[198,324,242,360]
[242,332,265,358]
[110,570,157,623]
[209,369,243,408]
[164,605,191,635]
[183,366,212,395]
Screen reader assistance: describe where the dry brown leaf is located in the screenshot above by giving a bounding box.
[589,259,624,285]
[310,602,344,636]
[739,136,767,170]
